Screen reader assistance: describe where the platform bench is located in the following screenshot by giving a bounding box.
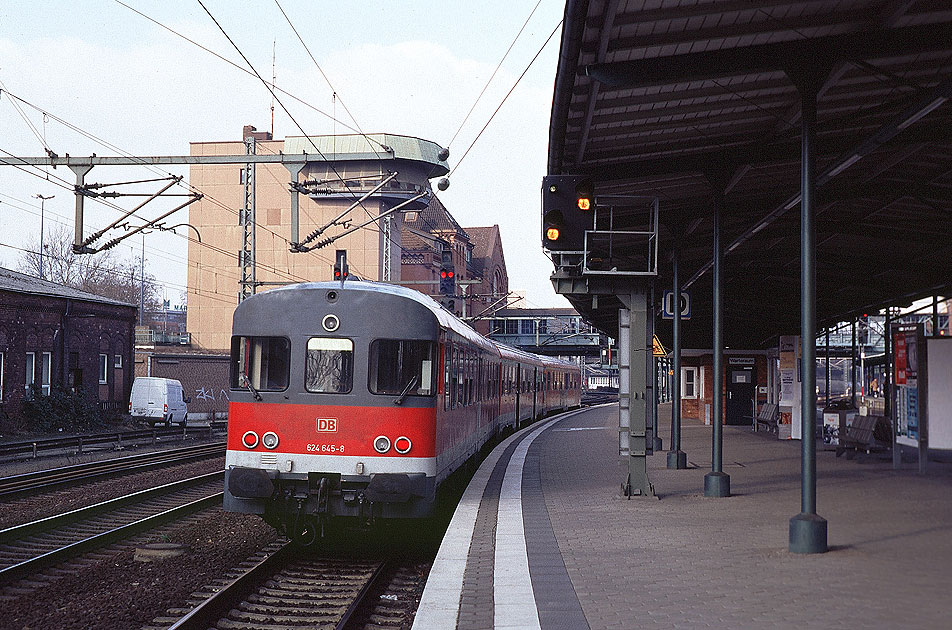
[752,403,778,433]
[836,415,888,458]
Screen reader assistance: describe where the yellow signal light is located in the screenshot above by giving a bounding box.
[577,197,591,210]
[546,227,561,241]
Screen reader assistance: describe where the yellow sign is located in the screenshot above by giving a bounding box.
[652,335,667,357]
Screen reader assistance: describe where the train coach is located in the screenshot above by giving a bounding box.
[223,281,580,544]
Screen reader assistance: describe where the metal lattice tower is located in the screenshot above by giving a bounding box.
[239,136,257,302]
[381,215,392,282]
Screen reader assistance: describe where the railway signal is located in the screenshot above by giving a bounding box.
[334,250,349,282]
[541,175,594,252]
[439,248,455,295]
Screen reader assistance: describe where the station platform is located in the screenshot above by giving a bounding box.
[413,403,952,629]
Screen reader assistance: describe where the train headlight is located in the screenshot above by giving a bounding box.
[373,435,391,454]
[394,436,412,454]
[241,430,259,449]
[262,431,279,450]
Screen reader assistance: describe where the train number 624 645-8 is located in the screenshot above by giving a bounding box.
[306,443,344,453]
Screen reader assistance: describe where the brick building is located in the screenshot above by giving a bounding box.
[186,128,447,351]
[399,196,474,317]
[0,267,137,421]
[677,349,770,426]
[464,226,510,335]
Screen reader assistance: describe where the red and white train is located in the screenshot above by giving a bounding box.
[224,281,581,543]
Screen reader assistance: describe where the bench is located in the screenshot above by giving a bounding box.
[836,415,889,458]
[752,402,778,433]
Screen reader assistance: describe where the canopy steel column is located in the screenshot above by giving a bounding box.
[704,191,730,497]
[851,320,857,409]
[825,329,831,408]
[789,78,828,554]
[888,308,898,469]
[648,288,662,452]
[618,286,655,497]
[668,244,687,469]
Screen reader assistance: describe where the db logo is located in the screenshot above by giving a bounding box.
[316,418,338,433]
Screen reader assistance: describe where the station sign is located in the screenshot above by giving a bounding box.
[662,290,691,319]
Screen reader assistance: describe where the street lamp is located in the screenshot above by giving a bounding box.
[34,193,54,280]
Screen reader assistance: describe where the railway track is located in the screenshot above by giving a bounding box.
[0,423,226,460]
[0,472,223,585]
[0,441,225,499]
[163,542,387,630]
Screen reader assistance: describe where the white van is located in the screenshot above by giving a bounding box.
[129,377,189,427]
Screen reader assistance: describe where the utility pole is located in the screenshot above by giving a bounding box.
[140,233,145,326]
[34,193,54,280]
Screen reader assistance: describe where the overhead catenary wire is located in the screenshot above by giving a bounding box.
[448,18,563,178]
[446,0,543,149]
[0,90,354,277]
[196,0,395,236]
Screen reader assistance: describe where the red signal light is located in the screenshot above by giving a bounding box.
[447,271,454,278]
[440,270,448,278]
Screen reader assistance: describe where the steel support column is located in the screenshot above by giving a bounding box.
[888,308,898,469]
[789,80,828,554]
[68,164,94,253]
[704,191,730,497]
[239,136,257,303]
[668,244,687,469]
[851,320,857,409]
[618,286,654,497]
[825,329,831,408]
[648,288,662,453]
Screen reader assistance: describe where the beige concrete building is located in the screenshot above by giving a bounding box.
[186,128,448,350]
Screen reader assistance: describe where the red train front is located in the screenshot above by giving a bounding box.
[224,280,580,544]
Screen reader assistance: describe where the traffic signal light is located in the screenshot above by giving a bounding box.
[334,250,349,282]
[541,175,594,251]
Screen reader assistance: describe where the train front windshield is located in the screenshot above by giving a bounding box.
[369,339,435,396]
[231,336,290,390]
[305,337,354,393]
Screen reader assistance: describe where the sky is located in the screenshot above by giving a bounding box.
[0,0,569,308]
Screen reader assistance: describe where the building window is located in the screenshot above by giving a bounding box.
[114,354,122,369]
[99,354,109,384]
[521,320,534,335]
[25,352,35,398]
[682,367,698,399]
[505,320,519,335]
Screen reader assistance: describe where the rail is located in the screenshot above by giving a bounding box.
[0,442,225,498]
[0,472,223,584]
[0,423,226,459]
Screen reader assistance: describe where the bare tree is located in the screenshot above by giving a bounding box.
[18,225,161,308]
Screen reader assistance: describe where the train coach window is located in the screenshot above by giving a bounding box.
[231,336,290,391]
[369,339,436,397]
[305,337,354,393]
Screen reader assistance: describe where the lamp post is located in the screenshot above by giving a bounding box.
[34,194,55,280]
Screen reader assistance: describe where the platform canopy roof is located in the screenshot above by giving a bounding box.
[548,0,952,348]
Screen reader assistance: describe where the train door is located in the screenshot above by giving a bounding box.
[514,364,521,422]
[532,367,538,419]
[727,363,755,425]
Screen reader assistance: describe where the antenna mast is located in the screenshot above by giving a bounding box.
[270,40,276,137]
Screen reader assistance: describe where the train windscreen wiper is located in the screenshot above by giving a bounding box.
[240,374,263,401]
[393,376,419,405]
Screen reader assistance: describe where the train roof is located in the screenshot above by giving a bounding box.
[256,281,577,369]
[261,281,497,353]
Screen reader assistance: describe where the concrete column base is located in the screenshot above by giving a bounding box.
[667,450,688,469]
[789,512,828,553]
[653,436,664,452]
[704,471,731,497]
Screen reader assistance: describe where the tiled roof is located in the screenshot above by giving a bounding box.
[0,266,136,308]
